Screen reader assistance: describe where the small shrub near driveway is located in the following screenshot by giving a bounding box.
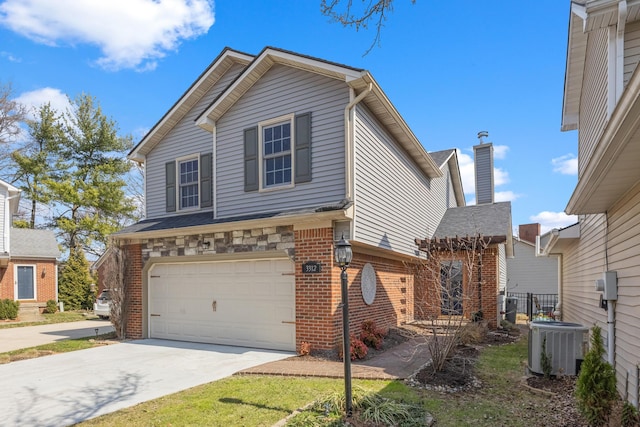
[0,299,19,320]
[44,300,58,314]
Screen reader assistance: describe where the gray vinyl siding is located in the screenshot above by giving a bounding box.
[624,21,640,87]
[215,65,348,217]
[353,105,451,256]
[506,240,558,295]
[145,63,246,219]
[474,145,493,205]
[579,27,609,177]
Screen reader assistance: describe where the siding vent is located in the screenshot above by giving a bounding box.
[474,131,495,205]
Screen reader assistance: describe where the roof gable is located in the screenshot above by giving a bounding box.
[195,46,442,179]
[129,48,254,161]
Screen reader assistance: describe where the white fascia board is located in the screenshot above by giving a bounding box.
[196,48,365,130]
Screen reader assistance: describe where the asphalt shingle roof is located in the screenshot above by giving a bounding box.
[10,228,60,258]
[433,202,512,239]
[115,200,351,235]
[428,149,456,168]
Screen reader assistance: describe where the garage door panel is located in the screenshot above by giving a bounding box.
[149,258,295,351]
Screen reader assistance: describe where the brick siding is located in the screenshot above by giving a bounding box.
[0,259,58,303]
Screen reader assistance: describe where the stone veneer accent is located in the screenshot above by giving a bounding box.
[140,225,295,264]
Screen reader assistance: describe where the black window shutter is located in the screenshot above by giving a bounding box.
[244,126,259,191]
[165,161,176,212]
[295,112,312,183]
[200,153,213,207]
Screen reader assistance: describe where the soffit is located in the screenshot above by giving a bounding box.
[562,0,640,132]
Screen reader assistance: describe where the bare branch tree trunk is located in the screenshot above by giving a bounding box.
[102,243,130,339]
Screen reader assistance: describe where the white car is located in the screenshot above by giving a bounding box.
[94,290,111,319]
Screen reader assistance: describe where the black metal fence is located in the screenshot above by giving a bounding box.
[506,292,558,320]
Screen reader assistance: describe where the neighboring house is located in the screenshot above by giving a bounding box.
[110,46,496,354]
[538,0,640,407]
[507,223,559,295]
[0,179,60,316]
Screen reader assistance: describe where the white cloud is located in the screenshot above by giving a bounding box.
[457,149,476,195]
[493,144,509,160]
[15,87,71,119]
[530,211,578,234]
[552,154,578,175]
[457,149,511,195]
[495,191,520,202]
[0,0,214,71]
[0,51,21,62]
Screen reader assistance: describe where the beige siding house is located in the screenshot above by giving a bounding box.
[540,0,640,407]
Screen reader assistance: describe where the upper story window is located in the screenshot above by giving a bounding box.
[165,153,212,213]
[179,157,199,209]
[263,121,292,188]
[243,112,311,192]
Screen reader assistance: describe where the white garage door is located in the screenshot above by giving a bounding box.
[149,258,295,351]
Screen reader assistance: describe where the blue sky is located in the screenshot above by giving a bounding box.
[0,0,578,235]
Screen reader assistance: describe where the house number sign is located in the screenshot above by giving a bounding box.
[302,261,322,274]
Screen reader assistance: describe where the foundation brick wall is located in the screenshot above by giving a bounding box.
[124,243,143,339]
[346,253,414,339]
[294,227,339,351]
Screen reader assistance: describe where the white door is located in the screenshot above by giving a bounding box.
[149,258,295,351]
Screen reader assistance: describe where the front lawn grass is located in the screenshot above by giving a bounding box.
[0,332,116,364]
[80,377,403,426]
[80,332,547,427]
[0,311,97,329]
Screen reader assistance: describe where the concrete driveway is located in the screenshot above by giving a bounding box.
[0,319,115,352]
[0,339,292,427]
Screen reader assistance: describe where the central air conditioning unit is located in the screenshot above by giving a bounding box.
[529,321,588,376]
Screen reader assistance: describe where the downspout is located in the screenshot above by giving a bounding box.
[344,83,373,202]
[608,301,615,365]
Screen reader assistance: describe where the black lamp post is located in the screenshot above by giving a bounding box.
[334,234,353,417]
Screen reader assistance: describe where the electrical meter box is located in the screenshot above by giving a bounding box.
[595,271,617,301]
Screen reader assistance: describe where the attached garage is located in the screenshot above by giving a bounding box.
[148,258,295,351]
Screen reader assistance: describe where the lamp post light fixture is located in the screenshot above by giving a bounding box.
[334,234,353,417]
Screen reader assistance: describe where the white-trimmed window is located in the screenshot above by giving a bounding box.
[178,157,199,209]
[260,116,293,189]
[243,112,311,192]
[15,265,36,300]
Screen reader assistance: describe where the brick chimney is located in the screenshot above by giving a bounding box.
[519,223,540,244]
[474,131,494,205]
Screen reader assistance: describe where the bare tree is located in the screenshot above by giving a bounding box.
[0,81,27,144]
[410,234,492,372]
[321,0,417,55]
[101,243,131,339]
[0,81,28,171]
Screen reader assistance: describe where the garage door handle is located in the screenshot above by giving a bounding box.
[281,321,296,324]
[150,314,161,317]
[212,300,217,312]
